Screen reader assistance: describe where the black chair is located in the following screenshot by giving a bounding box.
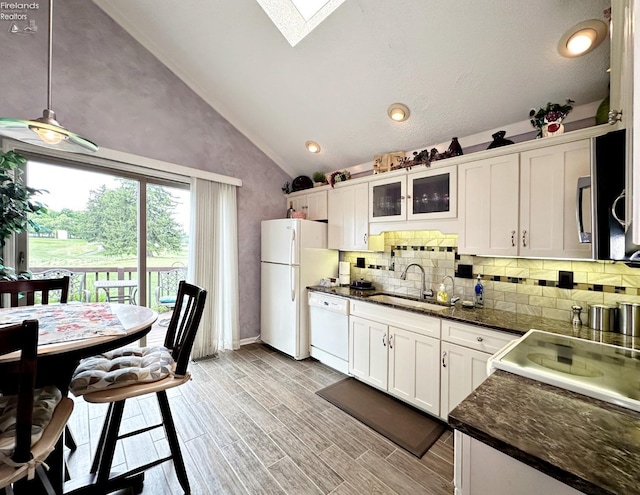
[0,277,77,453]
[69,281,207,495]
[0,320,74,495]
[0,277,70,307]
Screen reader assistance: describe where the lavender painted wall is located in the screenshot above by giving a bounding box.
[0,1,290,340]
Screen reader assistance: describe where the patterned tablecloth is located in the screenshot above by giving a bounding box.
[0,303,126,345]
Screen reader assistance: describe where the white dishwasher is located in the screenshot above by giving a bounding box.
[308,292,349,374]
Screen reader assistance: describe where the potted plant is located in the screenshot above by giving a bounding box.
[329,170,351,188]
[529,99,574,138]
[312,171,327,186]
[0,150,47,279]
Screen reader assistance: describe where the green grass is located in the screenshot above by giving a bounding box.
[29,237,188,267]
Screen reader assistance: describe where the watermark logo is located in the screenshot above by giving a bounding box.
[1,2,39,34]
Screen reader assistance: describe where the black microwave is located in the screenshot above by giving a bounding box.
[578,129,639,262]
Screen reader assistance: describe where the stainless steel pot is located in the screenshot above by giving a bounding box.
[618,302,640,336]
[588,304,617,332]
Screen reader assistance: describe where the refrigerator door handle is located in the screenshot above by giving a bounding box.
[290,228,296,266]
[576,175,591,243]
[290,266,295,301]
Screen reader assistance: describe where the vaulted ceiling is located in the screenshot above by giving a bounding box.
[93,0,611,179]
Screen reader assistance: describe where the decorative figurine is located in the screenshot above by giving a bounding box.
[487,130,515,149]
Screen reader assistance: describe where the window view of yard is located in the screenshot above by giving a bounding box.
[26,161,190,312]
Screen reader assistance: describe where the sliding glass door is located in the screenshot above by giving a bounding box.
[21,158,190,315]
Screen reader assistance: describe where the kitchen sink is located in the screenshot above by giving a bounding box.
[365,294,450,312]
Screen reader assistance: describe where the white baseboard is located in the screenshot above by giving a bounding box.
[240,336,261,346]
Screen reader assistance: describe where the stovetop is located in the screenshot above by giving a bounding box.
[489,329,640,412]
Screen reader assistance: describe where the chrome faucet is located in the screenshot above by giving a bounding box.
[401,263,433,299]
[442,275,459,306]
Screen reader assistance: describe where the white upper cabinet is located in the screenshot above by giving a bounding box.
[369,166,457,223]
[458,153,519,256]
[287,190,328,221]
[520,140,592,259]
[328,183,373,251]
[369,174,407,222]
[459,140,592,259]
[407,166,457,221]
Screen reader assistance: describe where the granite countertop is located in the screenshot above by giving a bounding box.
[308,286,640,494]
[449,370,640,495]
[307,286,640,350]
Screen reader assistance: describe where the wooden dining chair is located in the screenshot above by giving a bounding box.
[69,281,207,495]
[0,277,77,453]
[0,276,70,307]
[0,320,74,495]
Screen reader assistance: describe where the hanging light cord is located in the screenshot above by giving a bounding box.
[46,0,53,111]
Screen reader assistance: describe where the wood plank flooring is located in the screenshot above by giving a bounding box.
[65,343,454,495]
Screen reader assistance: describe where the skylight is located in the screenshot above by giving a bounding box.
[256,0,346,47]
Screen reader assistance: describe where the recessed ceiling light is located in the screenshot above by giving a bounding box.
[387,103,410,122]
[305,140,321,153]
[558,19,608,58]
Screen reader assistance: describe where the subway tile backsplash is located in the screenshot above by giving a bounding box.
[340,231,640,324]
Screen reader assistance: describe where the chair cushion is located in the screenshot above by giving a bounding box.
[70,346,174,396]
[0,386,62,459]
[158,296,177,305]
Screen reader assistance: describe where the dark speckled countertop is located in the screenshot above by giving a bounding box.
[308,285,640,494]
[308,286,640,350]
[449,370,640,495]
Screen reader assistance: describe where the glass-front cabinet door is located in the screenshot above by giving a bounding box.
[407,166,457,220]
[369,175,407,222]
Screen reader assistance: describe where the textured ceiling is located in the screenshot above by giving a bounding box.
[93,0,611,179]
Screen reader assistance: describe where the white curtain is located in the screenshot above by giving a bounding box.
[189,178,240,359]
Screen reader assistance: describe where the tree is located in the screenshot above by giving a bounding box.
[0,150,47,276]
[84,180,184,256]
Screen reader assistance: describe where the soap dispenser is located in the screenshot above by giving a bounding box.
[437,283,448,303]
[474,274,484,307]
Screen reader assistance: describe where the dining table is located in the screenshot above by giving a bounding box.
[0,302,158,495]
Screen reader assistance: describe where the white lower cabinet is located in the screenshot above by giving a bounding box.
[388,326,440,414]
[454,432,585,495]
[439,320,517,420]
[349,315,388,390]
[440,342,491,420]
[349,302,440,416]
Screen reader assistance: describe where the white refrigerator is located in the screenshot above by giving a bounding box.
[260,219,338,359]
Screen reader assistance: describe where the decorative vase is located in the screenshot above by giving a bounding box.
[541,121,564,138]
[447,137,463,157]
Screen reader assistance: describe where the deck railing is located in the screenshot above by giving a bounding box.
[29,266,181,309]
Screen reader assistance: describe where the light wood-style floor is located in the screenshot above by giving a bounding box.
[65,343,454,495]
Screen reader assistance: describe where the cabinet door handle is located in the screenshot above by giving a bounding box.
[407,194,411,199]
[511,230,516,247]
[389,335,393,349]
[400,195,405,200]
[382,333,387,347]
[476,336,484,342]
[522,230,527,247]
[442,351,447,368]
[608,109,623,125]
[364,233,368,244]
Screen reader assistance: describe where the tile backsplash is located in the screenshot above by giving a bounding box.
[341,231,640,323]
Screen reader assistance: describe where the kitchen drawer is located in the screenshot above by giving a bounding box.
[441,320,515,354]
[350,300,440,339]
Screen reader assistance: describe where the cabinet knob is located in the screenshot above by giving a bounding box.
[400,195,406,200]
[407,194,411,199]
[476,336,484,342]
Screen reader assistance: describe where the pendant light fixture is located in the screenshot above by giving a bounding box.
[0,0,98,153]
